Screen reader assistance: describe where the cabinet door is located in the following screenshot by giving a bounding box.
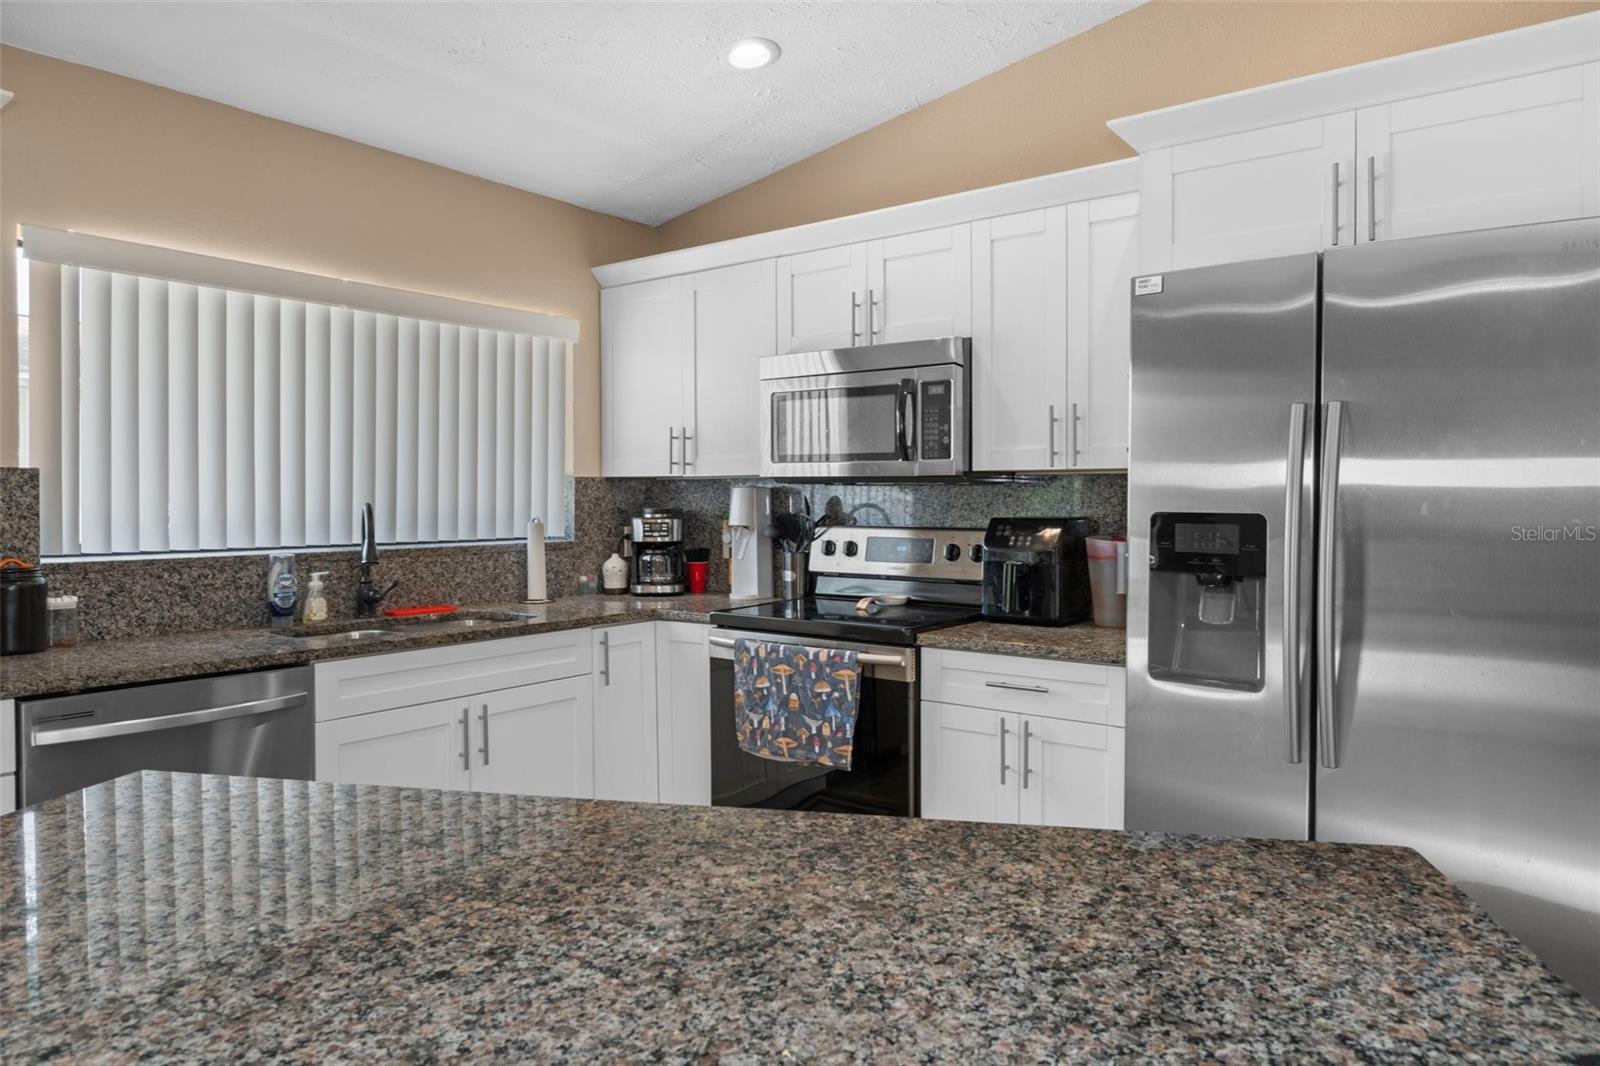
[314,700,472,792]
[920,701,1020,824]
[682,260,774,477]
[1357,64,1600,243]
[971,209,1068,472]
[655,622,711,806]
[602,278,687,477]
[1020,717,1125,830]
[592,623,660,803]
[1066,193,1139,471]
[1141,113,1355,271]
[471,678,595,800]
[865,225,973,344]
[776,244,867,354]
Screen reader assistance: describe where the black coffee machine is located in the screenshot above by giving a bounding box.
[980,517,1093,626]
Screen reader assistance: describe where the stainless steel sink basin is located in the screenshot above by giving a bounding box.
[282,627,404,647]
[277,610,527,643]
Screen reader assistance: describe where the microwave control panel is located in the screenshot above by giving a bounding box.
[920,381,952,460]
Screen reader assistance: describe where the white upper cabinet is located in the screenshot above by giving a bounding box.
[602,278,687,477]
[592,623,660,803]
[865,225,972,344]
[776,244,867,353]
[1356,64,1600,243]
[680,260,774,477]
[1139,113,1356,271]
[1066,193,1139,471]
[972,208,1068,473]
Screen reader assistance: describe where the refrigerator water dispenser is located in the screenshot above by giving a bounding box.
[1146,513,1266,692]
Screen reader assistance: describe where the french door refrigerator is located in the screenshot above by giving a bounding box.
[1126,216,1600,1002]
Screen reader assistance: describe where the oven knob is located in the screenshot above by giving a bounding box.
[821,540,838,556]
[970,544,984,563]
[944,542,962,562]
[842,541,859,557]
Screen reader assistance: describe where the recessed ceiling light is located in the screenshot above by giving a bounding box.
[724,38,780,71]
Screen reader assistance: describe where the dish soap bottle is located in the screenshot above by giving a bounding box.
[267,554,299,627]
[302,572,330,623]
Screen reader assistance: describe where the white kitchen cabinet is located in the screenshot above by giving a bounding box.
[470,677,595,800]
[1066,193,1139,471]
[315,698,474,792]
[921,702,1021,825]
[1356,64,1600,243]
[776,243,867,353]
[1140,113,1356,271]
[680,260,774,477]
[0,774,15,816]
[971,207,1068,472]
[602,277,688,476]
[592,623,660,803]
[655,621,711,806]
[1019,714,1125,830]
[865,225,972,344]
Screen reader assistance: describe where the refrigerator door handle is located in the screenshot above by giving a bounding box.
[1283,402,1308,764]
[1317,400,1346,770]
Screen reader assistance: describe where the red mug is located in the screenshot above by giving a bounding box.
[686,561,709,594]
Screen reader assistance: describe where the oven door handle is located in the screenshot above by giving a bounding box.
[896,378,916,462]
[707,633,911,670]
[31,692,309,747]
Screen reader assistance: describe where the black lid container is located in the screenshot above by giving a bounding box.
[980,517,1093,626]
[1,562,50,655]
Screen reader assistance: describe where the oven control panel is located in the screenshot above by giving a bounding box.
[810,525,986,581]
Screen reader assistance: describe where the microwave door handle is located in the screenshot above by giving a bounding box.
[898,379,916,462]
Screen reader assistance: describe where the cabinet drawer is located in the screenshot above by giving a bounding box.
[922,649,1125,727]
[315,630,593,722]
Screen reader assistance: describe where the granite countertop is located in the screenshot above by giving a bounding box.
[2,771,1597,1061]
[919,620,1127,665]
[0,593,760,699]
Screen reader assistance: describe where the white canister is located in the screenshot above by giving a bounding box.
[601,552,629,593]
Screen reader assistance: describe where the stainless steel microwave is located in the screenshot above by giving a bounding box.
[759,337,971,479]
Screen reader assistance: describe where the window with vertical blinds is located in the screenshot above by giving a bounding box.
[21,227,576,557]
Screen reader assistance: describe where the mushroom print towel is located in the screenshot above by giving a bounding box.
[733,639,861,769]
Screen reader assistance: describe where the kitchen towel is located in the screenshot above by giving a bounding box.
[733,638,860,769]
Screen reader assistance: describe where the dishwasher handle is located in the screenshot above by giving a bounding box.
[31,691,309,747]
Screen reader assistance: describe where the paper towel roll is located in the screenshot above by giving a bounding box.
[526,517,548,602]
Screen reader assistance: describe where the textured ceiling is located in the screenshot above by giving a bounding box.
[0,1,1141,225]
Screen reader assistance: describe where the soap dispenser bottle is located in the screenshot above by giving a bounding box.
[303,572,330,622]
[267,554,299,627]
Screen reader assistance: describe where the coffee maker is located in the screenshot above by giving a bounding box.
[980,517,1093,626]
[628,508,687,595]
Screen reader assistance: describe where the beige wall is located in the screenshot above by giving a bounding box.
[657,0,1599,250]
[0,45,658,475]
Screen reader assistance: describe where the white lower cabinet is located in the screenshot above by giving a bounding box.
[592,623,660,803]
[315,697,475,792]
[470,677,595,800]
[1,774,15,816]
[655,621,712,806]
[921,649,1125,830]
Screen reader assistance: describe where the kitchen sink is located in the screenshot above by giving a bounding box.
[276,610,529,642]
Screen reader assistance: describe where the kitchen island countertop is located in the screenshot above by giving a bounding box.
[2,771,1597,1061]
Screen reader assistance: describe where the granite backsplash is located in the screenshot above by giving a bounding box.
[0,468,1125,642]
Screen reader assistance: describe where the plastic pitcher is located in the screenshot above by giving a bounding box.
[1086,535,1128,628]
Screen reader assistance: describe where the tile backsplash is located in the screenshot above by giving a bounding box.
[0,467,1125,641]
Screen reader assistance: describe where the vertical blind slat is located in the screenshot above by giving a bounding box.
[167,283,200,551]
[28,260,567,556]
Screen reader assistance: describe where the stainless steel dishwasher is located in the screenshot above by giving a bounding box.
[18,666,315,807]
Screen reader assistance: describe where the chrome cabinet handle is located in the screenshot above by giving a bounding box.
[681,426,694,469]
[1330,162,1340,246]
[667,426,680,474]
[850,291,861,343]
[478,704,490,766]
[1048,404,1059,467]
[868,288,880,341]
[459,708,470,772]
[31,692,306,747]
[1317,401,1346,769]
[1366,156,1377,242]
[599,631,611,686]
[1070,402,1081,466]
[999,718,1011,785]
[985,680,1049,694]
[1021,719,1032,789]
[1283,403,1308,765]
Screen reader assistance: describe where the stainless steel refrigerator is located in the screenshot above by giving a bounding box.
[1126,217,1600,1002]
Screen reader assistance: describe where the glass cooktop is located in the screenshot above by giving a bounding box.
[710,596,980,647]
